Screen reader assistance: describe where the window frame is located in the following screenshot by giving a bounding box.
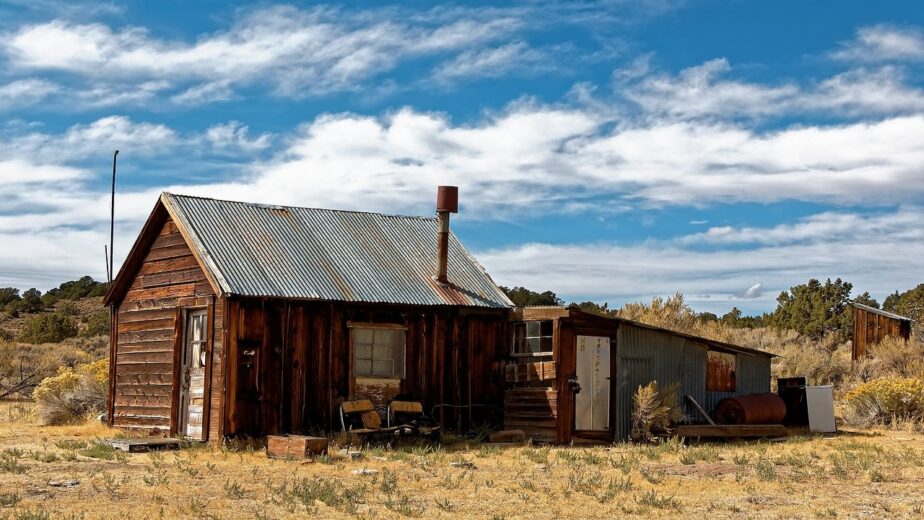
[186,309,209,369]
[706,349,737,392]
[349,323,407,379]
[511,320,554,357]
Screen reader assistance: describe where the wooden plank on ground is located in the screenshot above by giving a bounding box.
[673,424,788,438]
[107,438,181,453]
[488,430,527,443]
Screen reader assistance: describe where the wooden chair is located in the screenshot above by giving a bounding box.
[387,400,441,439]
[339,399,383,434]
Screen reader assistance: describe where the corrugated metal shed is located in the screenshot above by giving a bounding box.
[161,193,513,308]
[612,321,772,440]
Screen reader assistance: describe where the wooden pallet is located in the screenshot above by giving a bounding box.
[673,424,788,439]
[107,438,182,453]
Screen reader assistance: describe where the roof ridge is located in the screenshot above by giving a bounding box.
[849,301,912,321]
[162,192,438,221]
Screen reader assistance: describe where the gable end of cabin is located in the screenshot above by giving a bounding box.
[108,214,224,441]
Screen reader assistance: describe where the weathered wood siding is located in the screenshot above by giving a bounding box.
[112,217,224,438]
[224,298,508,438]
[852,306,912,360]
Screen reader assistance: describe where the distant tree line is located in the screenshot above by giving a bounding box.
[0,276,110,344]
[0,276,108,318]
[501,278,924,343]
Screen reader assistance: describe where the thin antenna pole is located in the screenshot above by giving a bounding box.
[110,150,119,282]
[104,245,111,283]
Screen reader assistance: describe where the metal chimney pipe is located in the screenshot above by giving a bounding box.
[435,186,458,285]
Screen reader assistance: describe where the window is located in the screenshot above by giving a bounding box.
[187,310,208,368]
[352,327,406,378]
[512,320,553,355]
[707,350,736,392]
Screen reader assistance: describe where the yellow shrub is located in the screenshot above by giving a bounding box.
[32,359,108,425]
[32,359,108,401]
[844,378,924,426]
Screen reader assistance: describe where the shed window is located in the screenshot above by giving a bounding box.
[352,327,406,379]
[707,350,736,392]
[512,320,553,355]
[187,310,208,368]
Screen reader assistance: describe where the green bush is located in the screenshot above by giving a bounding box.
[44,276,108,301]
[845,378,924,427]
[57,302,79,316]
[80,310,110,338]
[18,313,78,344]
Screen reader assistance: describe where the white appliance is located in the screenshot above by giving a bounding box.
[805,385,836,433]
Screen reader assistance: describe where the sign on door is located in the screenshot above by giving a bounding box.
[575,335,610,431]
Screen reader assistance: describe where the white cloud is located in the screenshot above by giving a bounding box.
[832,24,924,62]
[74,80,172,108]
[0,78,59,110]
[2,116,177,162]
[8,104,922,231]
[204,121,272,152]
[620,58,924,119]
[1,6,525,102]
[475,208,924,313]
[624,58,800,118]
[738,283,763,299]
[171,81,235,105]
[0,159,84,186]
[683,209,924,246]
[433,42,549,83]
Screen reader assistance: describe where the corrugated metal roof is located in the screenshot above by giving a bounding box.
[161,193,513,308]
[850,301,912,322]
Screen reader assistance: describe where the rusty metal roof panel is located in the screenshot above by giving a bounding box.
[161,193,513,308]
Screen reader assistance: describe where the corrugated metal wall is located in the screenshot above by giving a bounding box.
[702,352,772,413]
[613,323,770,440]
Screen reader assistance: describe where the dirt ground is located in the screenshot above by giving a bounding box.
[2,402,923,519]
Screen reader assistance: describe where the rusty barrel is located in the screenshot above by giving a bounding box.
[712,393,787,425]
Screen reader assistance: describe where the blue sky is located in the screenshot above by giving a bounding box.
[1,0,923,315]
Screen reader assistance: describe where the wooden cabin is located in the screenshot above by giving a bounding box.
[503,307,774,443]
[851,302,912,360]
[103,189,513,442]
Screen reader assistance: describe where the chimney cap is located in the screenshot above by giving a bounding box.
[436,186,458,213]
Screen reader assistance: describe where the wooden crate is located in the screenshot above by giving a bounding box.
[266,435,329,459]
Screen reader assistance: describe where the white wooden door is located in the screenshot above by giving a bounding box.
[180,310,208,440]
[574,335,610,431]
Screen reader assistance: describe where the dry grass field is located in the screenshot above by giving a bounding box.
[2,402,924,519]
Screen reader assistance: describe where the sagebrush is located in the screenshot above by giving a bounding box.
[32,359,108,425]
[630,381,682,442]
[844,378,924,428]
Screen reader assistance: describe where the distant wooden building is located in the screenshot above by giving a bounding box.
[503,307,774,443]
[851,302,912,360]
[104,188,512,442]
